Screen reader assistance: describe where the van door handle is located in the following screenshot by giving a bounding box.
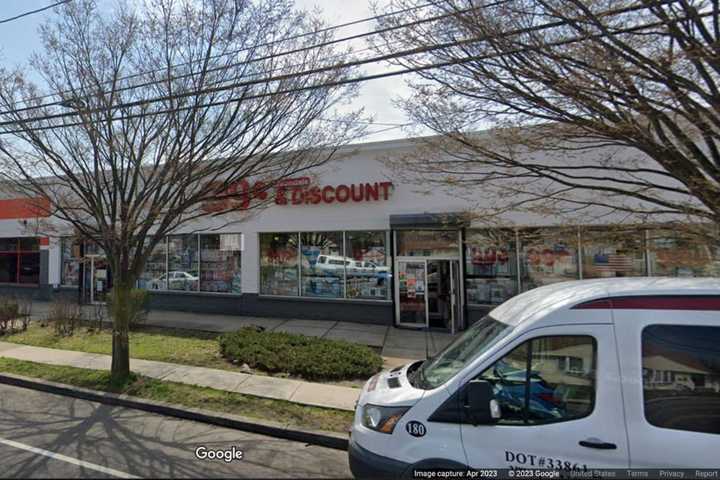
[579,438,617,450]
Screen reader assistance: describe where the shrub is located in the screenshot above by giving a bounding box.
[48,298,83,337]
[108,288,149,331]
[218,327,383,381]
[0,297,28,335]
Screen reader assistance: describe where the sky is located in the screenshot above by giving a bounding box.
[0,0,413,143]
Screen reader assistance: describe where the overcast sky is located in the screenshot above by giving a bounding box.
[0,0,412,143]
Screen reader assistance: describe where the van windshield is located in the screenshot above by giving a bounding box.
[409,315,511,390]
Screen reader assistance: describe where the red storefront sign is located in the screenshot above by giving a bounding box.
[202,178,393,213]
[0,197,50,219]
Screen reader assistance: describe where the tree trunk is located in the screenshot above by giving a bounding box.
[110,280,132,382]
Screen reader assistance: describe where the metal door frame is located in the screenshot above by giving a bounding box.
[449,259,460,335]
[86,254,107,304]
[395,256,462,333]
[394,257,429,329]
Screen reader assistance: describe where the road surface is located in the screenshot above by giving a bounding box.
[0,384,352,478]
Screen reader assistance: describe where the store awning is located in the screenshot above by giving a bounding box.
[389,212,469,229]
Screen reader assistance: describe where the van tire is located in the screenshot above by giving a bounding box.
[402,459,468,479]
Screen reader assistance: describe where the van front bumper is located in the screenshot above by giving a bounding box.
[348,438,410,479]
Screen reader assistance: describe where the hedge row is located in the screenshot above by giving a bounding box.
[218,327,383,381]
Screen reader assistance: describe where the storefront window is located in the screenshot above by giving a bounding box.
[396,230,460,257]
[647,229,720,277]
[167,235,199,291]
[61,238,82,286]
[200,234,242,293]
[0,237,40,284]
[138,239,168,290]
[300,231,344,298]
[260,233,299,296]
[581,229,646,278]
[345,231,390,300]
[520,229,579,291]
[464,230,517,305]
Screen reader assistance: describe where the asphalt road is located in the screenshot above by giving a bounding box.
[0,384,352,479]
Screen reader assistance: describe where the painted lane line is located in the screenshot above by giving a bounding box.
[0,436,140,479]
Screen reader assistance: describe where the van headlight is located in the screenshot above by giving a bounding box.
[361,404,409,434]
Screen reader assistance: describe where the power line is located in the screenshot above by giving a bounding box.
[0,0,691,136]
[10,0,445,109]
[6,38,406,116]
[0,0,71,24]
[0,0,671,127]
[0,7,693,138]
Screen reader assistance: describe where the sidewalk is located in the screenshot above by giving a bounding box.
[28,302,457,362]
[0,341,360,411]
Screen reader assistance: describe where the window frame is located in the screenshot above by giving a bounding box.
[0,236,40,285]
[258,229,392,302]
[198,232,242,294]
[640,323,720,435]
[167,234,200,292]
[475,334,598,427]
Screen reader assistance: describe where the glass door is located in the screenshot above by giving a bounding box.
[89,255,110,304]
[426,259,462,333]
[396,260,428,327]
[450,260,462,334]
[427,260,450,330]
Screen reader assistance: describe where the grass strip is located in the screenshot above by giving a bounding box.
[0,357,354,433]
[4,323,227,370]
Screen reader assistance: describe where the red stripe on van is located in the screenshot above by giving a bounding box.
[573,295,720,310]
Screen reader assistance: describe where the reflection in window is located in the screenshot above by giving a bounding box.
[61,238,82,286]
[520,229,578,291]
[200,234,242,293]
[647,230,720,277]
[301,232,344,298]
[138,239,168,290]
[464,230,517,305]
[642,325,720,434]
[581,229,646,278]
[397,230,459,257]
[0,237,40,284]
[345,231,390,299]
[480,342,529,424]
[480,336,596,424]
[167,235,199,291]
[259,233,299,296]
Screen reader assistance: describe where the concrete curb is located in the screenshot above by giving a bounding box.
[0,372,350,451]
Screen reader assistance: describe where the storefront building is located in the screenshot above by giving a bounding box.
[0,137,718,332]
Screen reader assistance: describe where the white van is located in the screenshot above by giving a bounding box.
[349,278,720,477]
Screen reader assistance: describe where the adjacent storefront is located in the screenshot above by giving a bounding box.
[0,137,718,331]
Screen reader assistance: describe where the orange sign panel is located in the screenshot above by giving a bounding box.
[0,197,50,219]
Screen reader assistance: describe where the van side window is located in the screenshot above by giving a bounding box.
[479,336,596,425]
[642,325,720,435]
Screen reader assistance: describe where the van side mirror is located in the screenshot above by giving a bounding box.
[465,380,501,425]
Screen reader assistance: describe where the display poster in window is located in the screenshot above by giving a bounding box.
[407,276,416,298]
[526,243,573,273]
[220,234,243,251]
[469,246,510,276]
[301,246,321,268]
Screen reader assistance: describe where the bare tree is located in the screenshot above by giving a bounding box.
[372,0,720,233]
[0,0,362,381]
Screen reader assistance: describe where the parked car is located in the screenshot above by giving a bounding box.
[349,278,720,476]
[149,271,199,290]
[314,255,390,281]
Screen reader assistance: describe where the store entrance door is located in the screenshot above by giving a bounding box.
[396,258,462,333]
[84,255,111,304]
[427,260,461,332]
